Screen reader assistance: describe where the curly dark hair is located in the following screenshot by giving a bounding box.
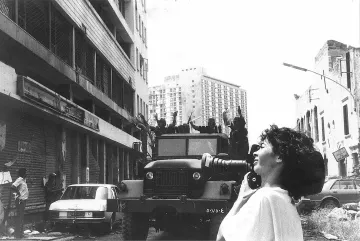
[260,125,325,200]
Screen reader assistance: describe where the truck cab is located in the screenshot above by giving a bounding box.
[115,133,247,240]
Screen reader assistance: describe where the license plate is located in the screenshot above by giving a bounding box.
[85,212,93,217]
[59,211,67,217]
[206,208,225,214]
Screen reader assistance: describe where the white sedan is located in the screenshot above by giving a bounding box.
[49,184,121,232]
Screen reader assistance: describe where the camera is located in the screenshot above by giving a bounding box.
[202,144,326,196]
[201,144,262,189]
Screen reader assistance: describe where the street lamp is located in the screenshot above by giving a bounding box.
[283,62,356,111]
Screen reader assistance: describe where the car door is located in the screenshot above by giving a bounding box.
[354,179,360,202]
[331,180,358,204]
[112,187,122,220]
[106,187,118,213]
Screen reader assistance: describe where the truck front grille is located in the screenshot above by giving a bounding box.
[152,170,189,197]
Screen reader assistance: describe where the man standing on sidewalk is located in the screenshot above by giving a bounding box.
[11,168,29,239]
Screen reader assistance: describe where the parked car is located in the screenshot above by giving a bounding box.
[49,184,121,232]
[297,177,360,211]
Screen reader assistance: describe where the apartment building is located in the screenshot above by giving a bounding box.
[295,40,360,177]
[148,68,248,136]
[0,0,148,215]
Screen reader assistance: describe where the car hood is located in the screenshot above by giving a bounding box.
[49,199,107,211]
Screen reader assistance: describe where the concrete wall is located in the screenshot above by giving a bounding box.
[54,0,135,82]
[0,61,140,149]
[133,0,149,117]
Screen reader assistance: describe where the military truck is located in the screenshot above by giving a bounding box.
[116,133,250,240]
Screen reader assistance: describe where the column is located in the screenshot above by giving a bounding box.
[71,132,80,184]
[85,134,90,183]
[99,140,107,184]
[116,147,120,183]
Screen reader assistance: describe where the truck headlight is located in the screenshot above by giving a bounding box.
[193,172,201,180]
[146,172,154,180]
[119,182,127,192]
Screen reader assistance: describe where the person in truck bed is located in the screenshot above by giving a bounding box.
[190,117,221,134]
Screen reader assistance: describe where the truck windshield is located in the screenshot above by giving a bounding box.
[188,139,217,155]
[157,138,217,156]
[158,139,186,156]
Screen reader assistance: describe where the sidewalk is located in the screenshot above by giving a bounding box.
[1,213,75,241]
[0,233,75,241]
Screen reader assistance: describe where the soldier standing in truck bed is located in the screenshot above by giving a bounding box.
[228,107,249,160]
[190,118,221,134]
[150,111,178,136]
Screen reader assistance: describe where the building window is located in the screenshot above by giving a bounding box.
[314,106,319,142]
[139,16,142,37]
[142,22,145,43]
[343,104,349,135]
[346,52,351,89]
[136,48,139,71]
[144,27,147,47]
[135,3,138,31]
[140,55,144,77]
[137,95,140,114]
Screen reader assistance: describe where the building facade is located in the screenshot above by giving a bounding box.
[0,0,148,216]
[148,67,248,135]
[295,40,360,177]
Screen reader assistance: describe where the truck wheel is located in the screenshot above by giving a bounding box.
[121,212,149,240]
[208,214,225,240]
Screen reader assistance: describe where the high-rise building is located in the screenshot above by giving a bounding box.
[149,68,248,135]
[0,0,148,214]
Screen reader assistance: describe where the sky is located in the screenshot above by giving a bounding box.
[146,0,359,145]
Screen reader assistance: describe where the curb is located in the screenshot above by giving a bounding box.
[51,236,76,241]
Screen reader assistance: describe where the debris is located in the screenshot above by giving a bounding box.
[7,227,14,235]
[327,208,349,221]
[47,231,63,236]
[342,202,360,212]
[321,231,339,240]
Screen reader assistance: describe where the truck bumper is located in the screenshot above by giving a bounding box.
[119,198,233,214]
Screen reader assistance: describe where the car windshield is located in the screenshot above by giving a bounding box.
[61,186,108,200]
[323,180,337,190]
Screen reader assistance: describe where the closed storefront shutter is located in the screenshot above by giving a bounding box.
[0,107,60,215]
[0,109,58,214]
[89,150,100,183]
[43,123,58,179]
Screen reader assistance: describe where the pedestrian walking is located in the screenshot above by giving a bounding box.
[11,168,29,239]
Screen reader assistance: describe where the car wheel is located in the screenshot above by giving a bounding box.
[104,213,114,233]
[321,199,338,209]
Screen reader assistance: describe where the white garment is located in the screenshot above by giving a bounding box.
[12,177,29,200]
[0,171,12,185]
[217,175,303,241]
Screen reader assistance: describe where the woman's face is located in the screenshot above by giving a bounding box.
[253,139,281,176]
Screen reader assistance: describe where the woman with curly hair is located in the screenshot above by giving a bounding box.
[216,125,325,241]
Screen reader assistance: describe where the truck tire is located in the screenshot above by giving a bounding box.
[121,212,149,240]
[208,214,225,240]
